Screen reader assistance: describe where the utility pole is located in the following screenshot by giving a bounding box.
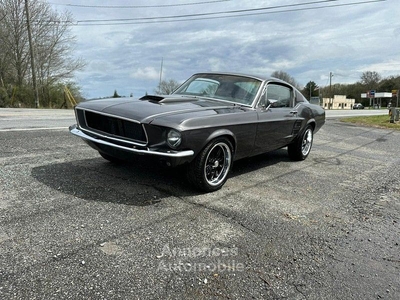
[309,81,312,100]
[329,72,333,109]
[24,0,39,108]
[158,57,163,94]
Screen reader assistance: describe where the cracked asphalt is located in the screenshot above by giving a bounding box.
[0,109,399,299]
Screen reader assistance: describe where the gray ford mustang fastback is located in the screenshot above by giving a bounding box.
[70,72,325,192]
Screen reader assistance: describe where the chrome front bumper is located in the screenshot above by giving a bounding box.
[69,125,194,158]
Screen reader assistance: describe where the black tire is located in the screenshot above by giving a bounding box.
[99,151,121,163]
[187,138,233,192]
[288,125,313,161]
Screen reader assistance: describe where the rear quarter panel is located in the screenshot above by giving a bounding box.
[297,103,325,133]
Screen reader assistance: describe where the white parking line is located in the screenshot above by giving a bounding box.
[0,127,67,132]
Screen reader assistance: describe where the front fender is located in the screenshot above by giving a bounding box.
[201,129,237,155]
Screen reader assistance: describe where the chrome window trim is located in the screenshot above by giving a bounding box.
[172,73,264,109]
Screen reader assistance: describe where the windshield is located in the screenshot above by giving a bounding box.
[173,74,262,106]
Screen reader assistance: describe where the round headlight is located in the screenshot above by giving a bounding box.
[167,129,182,148]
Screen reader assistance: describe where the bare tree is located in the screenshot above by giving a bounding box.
[270,70,301,89]
[0,0,30,86]
[32,6,85,105]
[0,7,9,87]
[155,79,181,95]
[0,0,84,107]
[360,71,381,90]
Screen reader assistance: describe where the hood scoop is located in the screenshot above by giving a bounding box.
[139,95,165,102]
[140,94,198,104]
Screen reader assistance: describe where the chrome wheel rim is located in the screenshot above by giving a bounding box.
[301,129,313,156]
[204,142,231,187]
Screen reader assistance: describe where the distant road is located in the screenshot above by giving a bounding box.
[325,108,388,119]
[0,108,75,131]
[0,107,390,131]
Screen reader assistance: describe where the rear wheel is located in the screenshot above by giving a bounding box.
[187,138,233,192]
[288,125,313,161]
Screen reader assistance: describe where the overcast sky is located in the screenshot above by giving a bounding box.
[48,0,399,99]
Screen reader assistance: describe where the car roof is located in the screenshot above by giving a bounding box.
[191,72,289,85]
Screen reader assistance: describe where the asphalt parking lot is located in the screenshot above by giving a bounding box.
[0,109,399,299]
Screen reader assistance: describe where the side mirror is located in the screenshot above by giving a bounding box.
[267,99,278,108]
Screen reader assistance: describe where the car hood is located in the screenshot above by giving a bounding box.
[76,95,246,125]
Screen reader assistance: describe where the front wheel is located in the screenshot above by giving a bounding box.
[288,125,313,161]
[187,138,233,192]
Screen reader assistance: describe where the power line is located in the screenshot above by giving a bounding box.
[69,0,386,26]
[47,0,231,9]
[76,0,337,23]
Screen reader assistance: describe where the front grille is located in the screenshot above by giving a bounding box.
[80,110,146,143]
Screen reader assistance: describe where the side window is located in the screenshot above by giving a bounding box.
[295,90,306,103]
[266,84,293,108]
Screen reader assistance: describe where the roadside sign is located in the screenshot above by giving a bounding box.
[369,90,375,98]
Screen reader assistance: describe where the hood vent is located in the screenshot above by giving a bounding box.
[139,94,194,104]
[139,95,165,102]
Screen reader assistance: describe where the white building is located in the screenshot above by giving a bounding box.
[322,95,355,110]
[361,92,392,108]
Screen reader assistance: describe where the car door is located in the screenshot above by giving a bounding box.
[254,83,300,152]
